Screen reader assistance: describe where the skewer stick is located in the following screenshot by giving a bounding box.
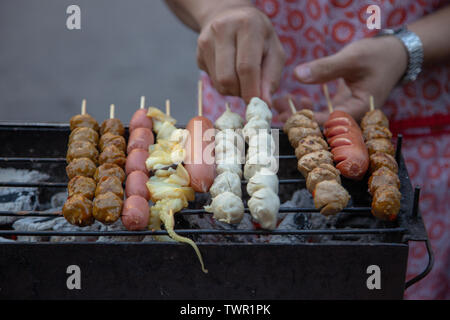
[165,99,171,116]
[140,96,145,109]
[110,104,115,119]
[225,102,230,111]
[288,98,297,115]
[198,80,203,117]
[322,84,333,114]
[81,99,86,115]
[369,95,375,112]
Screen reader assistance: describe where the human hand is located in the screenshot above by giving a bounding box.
[293,36,408,124]
[272,94,315,125]
[197,5,286,105]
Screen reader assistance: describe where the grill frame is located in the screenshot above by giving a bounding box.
[0,121,433,299]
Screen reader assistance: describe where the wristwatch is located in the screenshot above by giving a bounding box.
[375,26,424,83]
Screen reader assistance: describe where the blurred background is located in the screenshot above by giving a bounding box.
[0,0,198,124]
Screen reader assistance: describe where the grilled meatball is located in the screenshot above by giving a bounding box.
[371,185,401,221]
[370,152,398,174]
[368,167,400,196]
[99,132,126,152]
[95,176,124,199]
[363,125,392,141]
[306,164,341,193]
[361,110,389,129]
[287,109,314,121]
[100,118,125,136]
[69,127,99,145]
[298,109,315,120]
[283,113,318,134]
[70,114,99,131]
[62,194,94,227]
[66,157,97,180]
[288,127,322,148]
[295,136,328,160]
[67,176,96,200]
[67,140,99,164]
[93,192,123,224]
[313,180,350,216]
[94,163,126,183]
[297,150,333,178]
[366,138,395,156]
[99,145,126,168]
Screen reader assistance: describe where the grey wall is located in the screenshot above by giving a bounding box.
[0,0,199,125]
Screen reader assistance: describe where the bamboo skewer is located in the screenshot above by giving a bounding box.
[81,99,86,115]
[140,96,145,109]
[288,98,297,115]
[165,99,171,116]
[110,104,115,119]
[198,80,203,117]
[369,95,375,112]
[322,84,333,114]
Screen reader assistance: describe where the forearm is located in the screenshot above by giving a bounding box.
[408,5,450,67]
[165,0,253,32]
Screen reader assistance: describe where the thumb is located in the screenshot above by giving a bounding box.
[294,51,349,84]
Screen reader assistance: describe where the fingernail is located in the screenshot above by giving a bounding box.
[295,65,312,81]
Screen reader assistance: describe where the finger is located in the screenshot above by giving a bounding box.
[272,94,293,116]
[261,38,285,106]
[213,22,240,96]
[236,27,264,103]
[197,31,217,87]
[334,95,370,122]
[294,50,352,84]
[298,96,314,110]
[331,78,352,106]
[274,95,314,123]
[277,111,292,123]
[313,111,329,126]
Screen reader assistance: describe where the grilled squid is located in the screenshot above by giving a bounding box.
[146,107,207,273]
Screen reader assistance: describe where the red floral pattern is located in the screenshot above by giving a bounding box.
[201,0,450,299]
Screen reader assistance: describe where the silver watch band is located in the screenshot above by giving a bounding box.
[375,26,424,83]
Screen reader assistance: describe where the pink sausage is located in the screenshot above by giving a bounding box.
[121,195,150,231]
[129,109,153,133]
[125,148,149,176]
[127,127,154,154]
[324,111,369,180]
[324,125,349,138]
[125,171,150,200]
[184,116,216,193]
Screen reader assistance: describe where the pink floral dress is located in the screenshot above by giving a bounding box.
[201,0,449,299]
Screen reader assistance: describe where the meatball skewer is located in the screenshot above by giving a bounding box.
[361,97,401,221]
[93,104,125,224]
[63,100,99,226]
[284,99,350,216]
[242,98,280,230]
[204,103,245,225]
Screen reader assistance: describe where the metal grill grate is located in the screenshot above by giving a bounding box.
[0,121,434,297]
[0,122,416,238]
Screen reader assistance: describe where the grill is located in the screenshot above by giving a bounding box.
[0,122,433,299]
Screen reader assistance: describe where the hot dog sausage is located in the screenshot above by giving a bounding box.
[125,148,149,176]
[122,109,153,231]
[127,127,154,154]
[324,111,369,180]
[129,109,153,133]
[184,116,216,193]
[121,195,150,230]
[125,170,150,200]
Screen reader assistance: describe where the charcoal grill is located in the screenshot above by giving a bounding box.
[0,122,433,300]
